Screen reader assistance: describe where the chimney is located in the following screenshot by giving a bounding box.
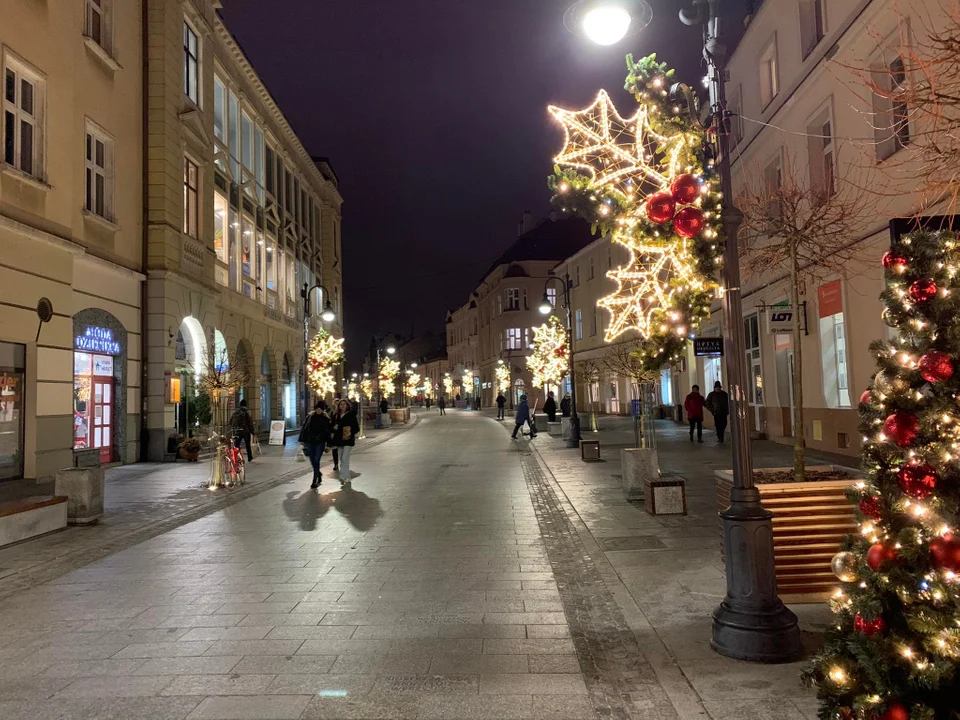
[518,210,533,237]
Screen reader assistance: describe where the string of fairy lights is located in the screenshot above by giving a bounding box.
[305,329,344,400]
[527,316,569,389]
[378,357,400,399]
[495,364,511,395]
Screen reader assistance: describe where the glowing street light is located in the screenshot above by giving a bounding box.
[563,0,651,45]
[538,293,553,315]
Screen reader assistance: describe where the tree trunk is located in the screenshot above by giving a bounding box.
[790,240,806,483]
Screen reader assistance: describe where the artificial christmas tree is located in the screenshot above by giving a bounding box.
[804,229,960,719]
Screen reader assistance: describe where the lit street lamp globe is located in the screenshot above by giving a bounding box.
[386,346,396,355]
[320,301,336,323]
[538,294,553,315]
[564,0,652,46]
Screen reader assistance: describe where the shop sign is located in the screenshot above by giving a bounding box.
[93,356,114,376]
[767,308,795,334]
[75,326,121,355]
[268,420,286,446]
[693,337,724,357]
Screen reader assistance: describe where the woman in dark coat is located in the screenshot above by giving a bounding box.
[299,401,330,490]
[330,399,360,483]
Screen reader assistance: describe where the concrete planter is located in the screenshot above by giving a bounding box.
[715,465,859,602]
[621,447,659,500]
[547,422,562,437]
[388,408,409,425]
[560,417,573,441]
[55,467,105,525]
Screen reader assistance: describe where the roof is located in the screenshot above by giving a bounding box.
[479,217,598,285]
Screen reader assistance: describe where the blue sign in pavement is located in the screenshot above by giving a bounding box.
[631,399,641,417]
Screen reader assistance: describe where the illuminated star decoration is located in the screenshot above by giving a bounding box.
[495,364,511,395]
[461,370,474,395]
[379,357,400,399]
[306,329,345,399]
[527,316,568,389]
[443,376,453,396]
[548,54,722,370]
[360,378,374,400]
[405,372,421,398]
[347,381,360,402]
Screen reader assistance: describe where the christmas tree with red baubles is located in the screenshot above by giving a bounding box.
[804,229,960,719]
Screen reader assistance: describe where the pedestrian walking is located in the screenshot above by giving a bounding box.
[684,384,706,443]
[705,381,729,443]
[560,394,571,418]
[331,398,360,483]
[299,400,331,490]
[229,399,255,462]
[495,392,506,420]
[379,397,389,415]
[438,396,447,416]
[543,391,558,422]
[511,394,537,439]
[329,401,341,476]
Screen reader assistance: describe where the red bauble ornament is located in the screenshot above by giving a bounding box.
[882,411,919,447]
[854,612,886,637]
[897,462,938,499]
[859,496,883,521]
[669,174,700,204]
[673,207,706,238]
[867,543,898,571]
[859,389,871,406]
[918,350,954,383]
[645,191,676,224]
[930,535,960,572]
[881,251,908,271]
[879,702,909,720]
[909,278,938,302]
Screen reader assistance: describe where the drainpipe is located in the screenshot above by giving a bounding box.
[139,0,150,462]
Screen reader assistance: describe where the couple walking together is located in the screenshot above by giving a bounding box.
[683,381,729,443]
[299,398,360,490]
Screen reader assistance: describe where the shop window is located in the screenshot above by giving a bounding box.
[0,343,25,480]
[818,280,851,408]
[241,215,254,297]
[74,351,115,463]
[213,192,228,287]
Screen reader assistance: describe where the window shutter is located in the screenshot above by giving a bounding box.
[872,67,896,160]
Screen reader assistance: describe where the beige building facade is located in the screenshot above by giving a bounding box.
[0,0,144,498]
[143,0,343,459]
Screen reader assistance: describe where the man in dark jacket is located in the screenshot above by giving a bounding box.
[299,401,331,489]
[229,399,256,462]
[560,394,571,417]
[511,395,537,439]
[495,392,506,420]
[705,381,730,443]
[543,391,558,422]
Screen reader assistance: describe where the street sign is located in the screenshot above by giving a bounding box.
[693,337,723,357]
[767,308,795,334]
[268,420,286,446]
[631,399,641,417]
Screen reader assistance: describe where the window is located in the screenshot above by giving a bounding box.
[607,247,613,269]
[505,288,520,311]
[759,35,779,109]
[265,145,275,196]
[183,22,199,105]
[807,107,834,198]
[183,157,199,238]
[873,56,910,161]
[213,75,226,142]
[505,328,522,350]
[589,257,595,280]
[729,86,744,149]
[763,152,783,219]
[575,309,583,341]
[0,342,26,480]
[85,0,112,55]
[818,280,850,408]
[799,0,824,59]
[3,61,41,177]
[575,265,581,287]
[546,287,557,309]
[228,90,239,179]
[590,309,597,336]
[213,192,228,287]
[84,125,112,219]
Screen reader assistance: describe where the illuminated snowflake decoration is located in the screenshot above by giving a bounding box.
[461,370,474,395]
[548,54,722,369]
[360,378,374,400]
[443,376,453,396]
[306,329,344,399]
[495,364,511,395]
[379,357,400,399]
[347,382,360,402]
[528,316,568,389]
[405,372,421,398]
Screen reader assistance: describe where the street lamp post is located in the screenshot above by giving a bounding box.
[300,282,337,423]
[371,340,396,430]
[566,0,800,661]
[539,273,581,449]
[498,354,514,410]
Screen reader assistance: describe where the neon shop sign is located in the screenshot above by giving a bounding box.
[75,326,121,355]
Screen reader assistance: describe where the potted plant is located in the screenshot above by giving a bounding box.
[178,437,202,462]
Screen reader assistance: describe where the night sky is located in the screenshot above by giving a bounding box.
[221,0,750,367]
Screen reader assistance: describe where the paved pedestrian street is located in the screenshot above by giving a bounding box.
[0,410,823,719]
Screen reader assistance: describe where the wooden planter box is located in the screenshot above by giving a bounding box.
[715,465,859,603]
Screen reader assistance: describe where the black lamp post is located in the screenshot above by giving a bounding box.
[565,0,801,662]
[300,282,337,422]
[369,337,396,429]
[538,273,581,448]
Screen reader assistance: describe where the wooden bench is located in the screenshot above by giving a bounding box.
[0,495,68,548]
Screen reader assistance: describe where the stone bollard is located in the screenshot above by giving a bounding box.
[547,422,562,437]
[55,467,105,525]
[621,447,659,500]
[560,417,572,441]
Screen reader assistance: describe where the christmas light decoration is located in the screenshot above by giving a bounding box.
[443,376,453,397]
[360,378,374,400]
[528,316,568,389]
[495,364,511,395]
[347,382,360,402]
[461,370,474,396]
[548,54,722,372]
[306,329,344,399]
[405,372,421,399]
[378,357,399,399]
[804,229,960,718]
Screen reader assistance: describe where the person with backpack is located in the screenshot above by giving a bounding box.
[299,400,331,490]
[331,398,360,483]
[229,399,256,462]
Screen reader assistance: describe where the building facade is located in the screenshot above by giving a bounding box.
[664,0,953,456]
[143,0,343,459]
[0,0,144,498]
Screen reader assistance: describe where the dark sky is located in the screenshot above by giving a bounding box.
[221,0,750,368]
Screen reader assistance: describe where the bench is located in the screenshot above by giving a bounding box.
[0,495,68,548]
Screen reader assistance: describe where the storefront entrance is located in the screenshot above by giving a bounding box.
[73,353,115,463]
[0,342,25,480]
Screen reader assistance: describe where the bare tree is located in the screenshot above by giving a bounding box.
[600,339,661,448]
[575,358,602,431]
[197,348,251,433]
[737,153,875,482]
